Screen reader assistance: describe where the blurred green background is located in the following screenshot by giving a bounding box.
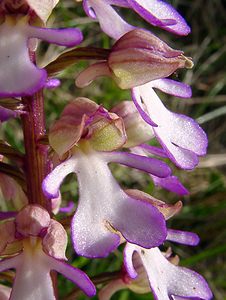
[2,0,226,299]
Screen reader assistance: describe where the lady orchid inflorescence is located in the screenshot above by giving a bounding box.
[0,0,213,299]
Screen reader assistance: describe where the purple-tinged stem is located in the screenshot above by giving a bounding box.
[21,53,51,213]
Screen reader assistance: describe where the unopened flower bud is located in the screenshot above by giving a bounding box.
[15,205,50,237]
[108,29,193,89]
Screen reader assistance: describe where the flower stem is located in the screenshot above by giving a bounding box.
[21,53,51,212]
[21,89,51,212]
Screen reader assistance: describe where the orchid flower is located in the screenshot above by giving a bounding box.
[99,229,210,300]
[98,190,210,300]
[42,97,171,258]
[123,244,213,300]
[132,79,208,169]
[83,0,190,39]
[0,205,96,300]
[76,29,207,170]
[76,29,192,90]
[0,15,82,97]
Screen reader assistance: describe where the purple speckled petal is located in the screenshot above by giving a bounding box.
[167,229,200,246]
[151,79,192,98]
[124,245,213,300]
[0,106,18,122]
[151,175,189,195]
[127,0,190,35]
[47,256,96,297]
[101,151,171,178]
[83,0,134,39]
[42,156,77,199]
[132,84,208,169]
[71,149,166,258]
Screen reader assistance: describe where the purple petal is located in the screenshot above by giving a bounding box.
[71,150,166,258]
[167,229,200,246]
[102,151,171,178]
[0,211,17,220]
[0,107,18,122]
[83,0,134,39]
[27,26,83,47]
[115,196,167,248]
[151,79,192,98]
[42,156,77,198]
[151,175,189,196]
[45,78,61,89]
[131,147,188,195]
[127,0,191,35]
[47,256,96,297]
[59,201,75,213]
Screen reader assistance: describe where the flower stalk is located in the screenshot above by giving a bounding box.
[21,53,51,211]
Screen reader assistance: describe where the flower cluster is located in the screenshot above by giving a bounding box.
[0,0,213,299]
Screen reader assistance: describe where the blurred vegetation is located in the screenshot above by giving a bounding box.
[1,0,226,299]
